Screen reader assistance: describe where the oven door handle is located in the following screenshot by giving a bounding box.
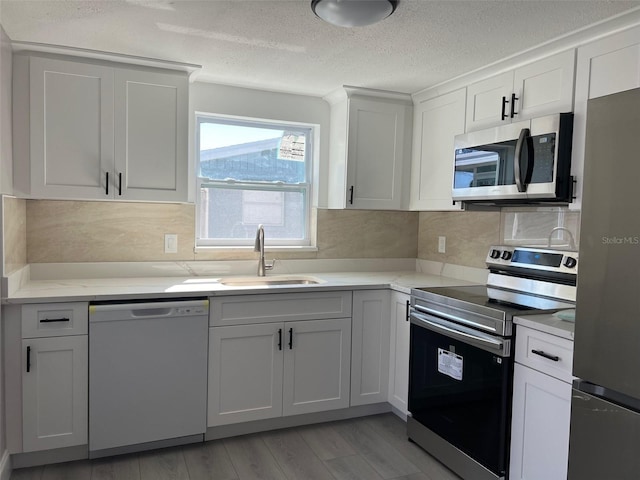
[410,311,509,356]
[412,304,497,334]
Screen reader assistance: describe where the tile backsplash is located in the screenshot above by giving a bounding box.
[2,196,27,274]
[2,198,579,272]
[22,200,419,264]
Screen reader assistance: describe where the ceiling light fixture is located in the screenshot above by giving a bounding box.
[311,0,398,28]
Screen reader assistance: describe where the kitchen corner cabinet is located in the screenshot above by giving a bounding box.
[14,54,188,202]
[509,325,573,480]
[351,289,390,406]
[6,303,90,453]
[208,292,352,427]
[465,50,575,132]
[325,87,412,210]
[409,88,465,211]
[570,24,640,211]
[388,291,410,415]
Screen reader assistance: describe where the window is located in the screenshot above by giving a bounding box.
[196,115,313,247]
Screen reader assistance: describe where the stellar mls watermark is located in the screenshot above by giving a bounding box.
[602,236,640,245]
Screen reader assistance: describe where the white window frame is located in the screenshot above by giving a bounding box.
[195,113,314,248]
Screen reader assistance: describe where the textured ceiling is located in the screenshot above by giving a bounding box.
[1,0,639,97]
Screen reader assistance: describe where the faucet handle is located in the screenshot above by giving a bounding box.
[265,259,276,271]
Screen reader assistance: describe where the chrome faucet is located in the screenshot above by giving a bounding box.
[254,224,276,276]
[547,226,577,250]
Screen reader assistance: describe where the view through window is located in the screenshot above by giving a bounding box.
[197,115,312,246]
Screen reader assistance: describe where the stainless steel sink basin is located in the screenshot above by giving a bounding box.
[219,275,323,287]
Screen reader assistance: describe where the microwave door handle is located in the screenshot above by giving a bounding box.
[514,127,531,192]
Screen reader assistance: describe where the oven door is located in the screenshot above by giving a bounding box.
[408,310,512,479]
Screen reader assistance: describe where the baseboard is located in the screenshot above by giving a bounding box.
[0,449,11,480]
[206,402,392,441]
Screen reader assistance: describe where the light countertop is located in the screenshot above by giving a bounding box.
[3,270,479,304]
[514,312,575,341]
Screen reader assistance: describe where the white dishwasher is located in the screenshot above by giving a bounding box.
[89,299,209,456]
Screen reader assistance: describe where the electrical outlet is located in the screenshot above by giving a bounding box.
[438,236,446,253]
[164,234,178,254]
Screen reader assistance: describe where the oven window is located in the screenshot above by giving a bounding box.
[408,323,512,476]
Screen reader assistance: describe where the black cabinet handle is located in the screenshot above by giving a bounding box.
[510,93,518,118]
[348,186,354,205]
[405,300,410,321]
[26,346,31,373]
[105,172,109,195]
[40,317,70,323]
[118,172,122,196]
[278,328,282,351]
[501,96,509,121]
[531,349,560,362]
[288,328,293,349]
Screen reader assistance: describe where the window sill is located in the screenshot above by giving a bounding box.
[194,245,319,253]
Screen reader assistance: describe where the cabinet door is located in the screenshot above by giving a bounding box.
[509,363,572,480]
[22,336,88,452]
[29,56,114,199]
[208,323,284,426]
[114,68,188,202]
[346,97,409,210]
[351,290,390,406]
[513,50,575,121]
[410,89,465,211]
[283,318,351,416]
[465,71,513,131]
[570,25,640,211]
[388,291,410,415]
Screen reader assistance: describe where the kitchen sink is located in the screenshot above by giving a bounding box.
[219,275,323,287]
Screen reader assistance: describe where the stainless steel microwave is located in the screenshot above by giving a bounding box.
[452,113,574,204]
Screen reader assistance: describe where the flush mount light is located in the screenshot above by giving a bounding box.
[311,0,398,28]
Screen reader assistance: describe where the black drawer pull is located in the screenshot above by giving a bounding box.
[289,328,293,349]
[26,346,31,373]
[531,349,559,362]
[405,300,410,321]
[40,317,70,323]
[278,328,282,351]
[105,171,109,195]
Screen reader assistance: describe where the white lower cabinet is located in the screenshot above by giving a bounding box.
[208,323,284,426]
[21,335,88,452]
[208,317,351,427]
[509,324,574,480]
[388,291,410,415]
[350,290,391,406]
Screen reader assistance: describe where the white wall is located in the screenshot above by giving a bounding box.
[190,82,330,208]
[0,23,11,472]
[0,24,12,196]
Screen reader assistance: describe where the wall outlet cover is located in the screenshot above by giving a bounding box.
[438,236,446,253]
[164,234,178,254]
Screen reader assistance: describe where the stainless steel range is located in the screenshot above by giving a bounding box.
[407,245,578,480]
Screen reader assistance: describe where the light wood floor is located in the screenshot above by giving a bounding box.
[10,413,462,480]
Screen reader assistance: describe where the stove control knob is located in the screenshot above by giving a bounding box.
[490,249,501,259]
[501,251,513,261]
[564,256,577,268]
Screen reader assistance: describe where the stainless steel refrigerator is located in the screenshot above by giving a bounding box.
[568,87,640,479]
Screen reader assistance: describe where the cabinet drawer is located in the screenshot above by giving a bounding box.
[210,291,352,326]
[22,302,89,338]
[515,325,573,383]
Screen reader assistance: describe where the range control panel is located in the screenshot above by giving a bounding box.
[486,245,578,274]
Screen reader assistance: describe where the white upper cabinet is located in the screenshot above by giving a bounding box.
[14,54,189,202]
[576,25,640,100]
[466,50,575,132]
[570,25,640,211]
[28,56,114,200]
[410,88,466,211]
[326,87,412,210]
[114,68,188,202]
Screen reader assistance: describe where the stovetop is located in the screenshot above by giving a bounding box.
[412,284,575,313]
